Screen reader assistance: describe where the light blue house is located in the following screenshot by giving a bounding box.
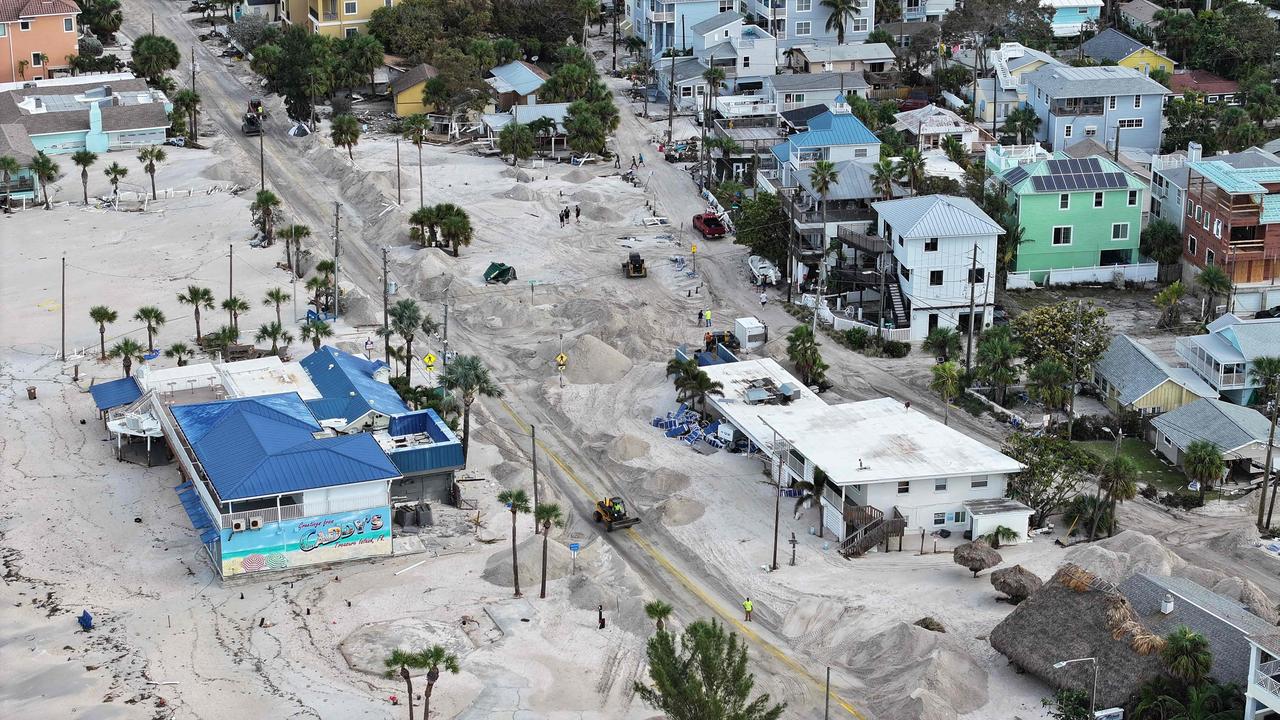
[1042,0,1102,37]
[1024,64,1169,155]
[900,0,956,23]
[0,76,171,160]
[629,0,871,57]
[0,123,37,200]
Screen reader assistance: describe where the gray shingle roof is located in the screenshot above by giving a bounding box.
[690,9,741,35]
[796,43,896,64]
[1119,574,1275,687]
[660,56,710,85]
[1094,334,1216,406]
[1204,314,1280,361]
[1025,64,1170,99]
[871,194,1005,238]
[0,122,36,164]
[768,72,869,93]
[0,79,169,137]
[1118,0,1166,25]
[795,159,882,201]
[389,63,438,96]
[1150,398,1271,454]
[1081,28,1154,64]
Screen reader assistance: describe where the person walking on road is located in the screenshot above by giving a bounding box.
[638,152,645,166]
[703,308,712,328]
[575,205,581,223]
[743,597,753,622]
[759,291,768,308]
[614,154,621,169]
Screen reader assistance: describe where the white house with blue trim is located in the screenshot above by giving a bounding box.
[0,74,171,156]
[1024,64,1169,155]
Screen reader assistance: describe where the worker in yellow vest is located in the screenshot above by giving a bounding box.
[743,597,753,622]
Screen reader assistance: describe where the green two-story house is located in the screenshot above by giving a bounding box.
[1000,155,1146,284]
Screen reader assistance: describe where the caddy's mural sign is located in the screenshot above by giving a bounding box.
[221,506,391,576]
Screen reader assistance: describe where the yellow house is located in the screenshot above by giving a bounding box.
[280,0,391,37]
[1081,28,1174,76]
[1092,334,1217,417]
[390,64,439,117]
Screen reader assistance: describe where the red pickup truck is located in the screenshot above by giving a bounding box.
[692,212,727,239]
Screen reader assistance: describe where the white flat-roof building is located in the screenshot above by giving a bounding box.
[700,359,1028,555]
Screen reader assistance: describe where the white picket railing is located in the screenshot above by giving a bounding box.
[1007,262,1158,289]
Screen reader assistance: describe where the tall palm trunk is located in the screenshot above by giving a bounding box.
[284,241,293,275]
[399,667,415,720]
[540,521,550,598]
[1258,407,1277,530]
[124,356,133,377]
[81,168,89,205]
[194,308,203,341]
[275,303,282,328]
[1087,482,1108,542]
[424,673,438,720]
[510,508,522,597]
[462,398,474,459]
[404,336,413,385]
[146,327,154,351]
[417,145,424,209]
[99,324,107,360]
[149,170,156,201]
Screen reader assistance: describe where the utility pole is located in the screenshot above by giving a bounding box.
[666,54,675,144]
[1258,398,1277,530]
[824,667,831,720]
[611,0,619,73]
[760,417,789,572]
[700,55,713,191]
[228,243,234,304]
[964,242,979,371]
[382,246,390,362]
[190,46,199,139]
[333,203,341,322]
[259,128,265,191]
[531,424,539,533]
[395,139,401,205]
[59,254,65,361]
[442,289,450,366]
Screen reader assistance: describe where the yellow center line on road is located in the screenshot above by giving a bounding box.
[499,400,864,719]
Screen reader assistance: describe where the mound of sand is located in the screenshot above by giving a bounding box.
[515,168,534,183]
[607,434,649,462]
[339,618,469,675]
[581,202,623,223]
[782,598,850,641]
[496,184,539,201]
[844,622,987,720]
[563,334,632,385]
[1206,526,1262,559]
[483,534,574,588]
[563,167,592,183]
[660,498,704,527]
[572,189,605,203]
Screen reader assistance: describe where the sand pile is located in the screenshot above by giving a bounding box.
[607,434,649,462]
[483,534,574,587]
[339,618,470,675]
[563,167,592,183]
[643,468,690,497]
[515,168,534,183]
[843,622,987,720]
[660,498,704,527]
[563,334,632,385]
[1206,526,1262,559]
[782,598,850,642]
[496,184,540,201]
[581,202,624,223]
[572,189,605,203]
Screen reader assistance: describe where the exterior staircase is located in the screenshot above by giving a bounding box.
[885,281,909,329]
[839,506,907,558]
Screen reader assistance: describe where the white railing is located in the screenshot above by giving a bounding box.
[1255,669,1280,699]
[1007,262,1158,289]
[828,311,913,341]
[222,504,306,529]
[1260,659,1280,675]
[650,10,673,21]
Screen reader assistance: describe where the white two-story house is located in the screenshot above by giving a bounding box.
[872,195,1002,340]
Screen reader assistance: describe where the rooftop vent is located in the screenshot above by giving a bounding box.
[1160,593,1174,615]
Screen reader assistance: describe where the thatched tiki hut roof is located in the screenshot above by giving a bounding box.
[954,539,1002,577]
[990,564,1165,709]
[992,565,1043,603]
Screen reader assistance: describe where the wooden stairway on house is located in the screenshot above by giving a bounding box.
[886,281,908,329]
[839,506,907,558]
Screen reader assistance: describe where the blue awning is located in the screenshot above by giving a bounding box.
[90,377,142,411]
[175,481,219,545]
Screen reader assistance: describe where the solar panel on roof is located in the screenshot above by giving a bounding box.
[1004,166,1029,185]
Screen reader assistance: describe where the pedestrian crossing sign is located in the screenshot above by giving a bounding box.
[423,353,437,369]
[555,352,568,367]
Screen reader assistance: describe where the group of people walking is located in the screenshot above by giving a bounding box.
[559,205,580,227]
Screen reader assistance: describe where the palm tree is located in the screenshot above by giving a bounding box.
[409,205,438,247]
[132,306,166,351]
[870,157,896,200]
[108,337,146,377]
[820,0,861,44]
[440,355,504,459]
[384,645,461,720]
[388,299,425,385]
[1196,265,1231,323]
[1088,455,1137,541]
[975,325,1020,405]
[1154,281,1187,329]
[1160,626,1213,685]
[176,285,215,341]
[251,189,282,245]
[497,121,535,165]
[896,147,925,194]
[1027,359,1072,427]
[263,288,290,327]
[164,342,192,366]
[1251,356,1280,529]
[438,205,473,257]
[136,146,166,201]
[210,324,241,353]
[1000,107,1041,144]
[221,295,250,332]
[1144,683,1236,720]
[71,150,98,205]
[402,114,431,208]
[497,488,531,597]
[0,154,21,208]
[300,317,334,350]
[103,161,128,202]
[675,369,725,418]
[254,321,293,354]
[700,65,727,187]
[941,135,968,168]
[666,356,700,382]
[171,88,200,141]
[923,327,962,363]
[526,117,557,156]
[644,599,674,632]
[1183,440,1224,502]
[89,305,118,360]
[279,224,310,275]
[982,525,1020,549]
[29,151,59,209]
[306,275,330,316]
[535,503,564,599]
[930,361,963,426]
[785,325,828,387]
[808,159,838,321]
[331,114,361,160]
[624,35,645,58]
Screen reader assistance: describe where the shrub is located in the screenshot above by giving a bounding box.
[914,616,946,632]
[78,35,104,59]
[1139,484,1158,500]
[1158,491,1204,510]
[882,340,911,358]
[843,327,869,350]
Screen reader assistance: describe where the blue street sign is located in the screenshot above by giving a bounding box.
[569,543,580,553]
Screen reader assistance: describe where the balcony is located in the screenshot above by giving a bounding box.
[714,97,779,119]
[648,7,673,21]
[1051,98,1104,116]
[838,224,890,254]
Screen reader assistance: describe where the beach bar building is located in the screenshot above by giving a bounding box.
[698,358,1028,556]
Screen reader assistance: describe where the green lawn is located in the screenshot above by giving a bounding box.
[1076,439,1191,493]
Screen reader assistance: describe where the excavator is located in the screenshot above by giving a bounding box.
[593,497,641,532]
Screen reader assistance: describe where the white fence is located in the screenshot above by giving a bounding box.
[1007,262,1158,289]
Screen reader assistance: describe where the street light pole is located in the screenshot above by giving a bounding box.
[1053,657,1098,716]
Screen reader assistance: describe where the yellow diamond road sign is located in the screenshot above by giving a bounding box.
[555,353,568,366]
[423,353,437,367]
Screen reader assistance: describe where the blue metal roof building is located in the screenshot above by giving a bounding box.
[486,60,549,98]
[90,376,141,412]
[385,408,465,475]
[300,345,408,425]
[171,392,399,502]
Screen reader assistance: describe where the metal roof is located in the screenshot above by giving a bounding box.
[892,104,972,137]
[1263,194,1280,223]
[171,392,399,501]
[1118,0,1164,24]
[1094,334,1216,406]
[783,108,879,149]
[299,345,408,422]
[486,61,549,97]
[1198,314,1280,361]
[767,72,869,93]
[1024,64,1170,99]
[871,194,1005,238]
[796,159,883,201]
[90,376,142,411]
[1081,28,1160,64]
[1189,160,1280,195]
[1120,573,1274,687]
[1150,399,1271,454]
[690,9,741,35]
[795,43,896,64]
